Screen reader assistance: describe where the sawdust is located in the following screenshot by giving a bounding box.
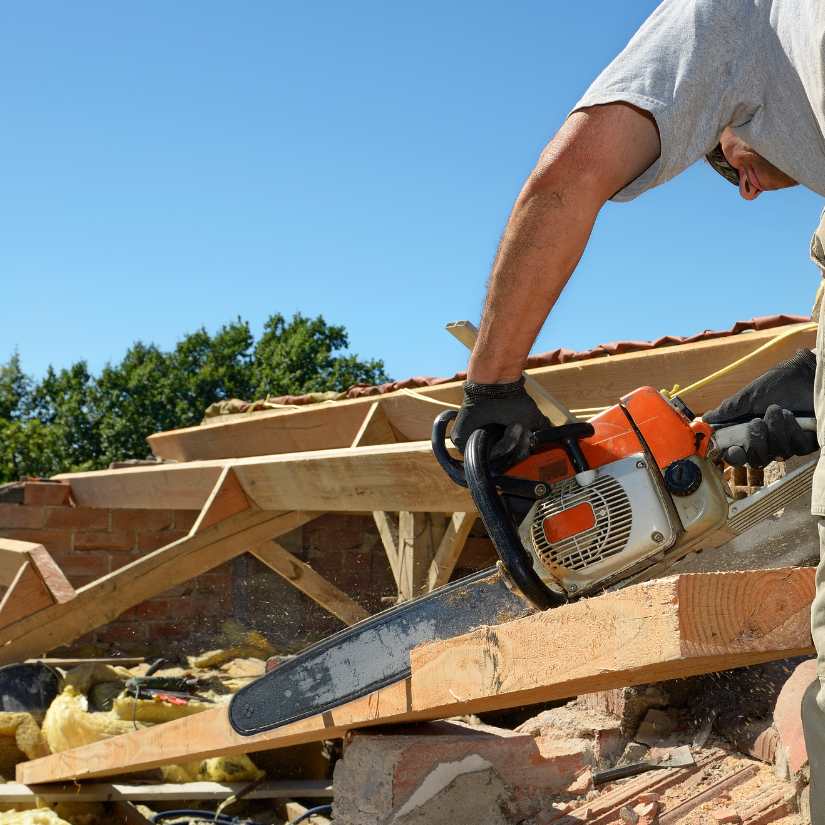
[187,620,274,669]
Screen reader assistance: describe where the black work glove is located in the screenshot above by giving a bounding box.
[704,349,816,425]
[451,378,551,469]
[710,404,818,467]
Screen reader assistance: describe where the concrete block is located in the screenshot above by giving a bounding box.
[332,720,592,825]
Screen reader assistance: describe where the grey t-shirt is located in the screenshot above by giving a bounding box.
[573,0,825,201]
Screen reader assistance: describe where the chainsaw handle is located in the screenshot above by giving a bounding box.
[464,427,565,610]
[709,416,817,460]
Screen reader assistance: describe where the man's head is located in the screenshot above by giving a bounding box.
[706,126,798,200]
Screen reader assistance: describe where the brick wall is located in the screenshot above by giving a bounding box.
[0,482,497,659]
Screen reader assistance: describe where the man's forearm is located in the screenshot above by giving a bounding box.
[467,104,661,384]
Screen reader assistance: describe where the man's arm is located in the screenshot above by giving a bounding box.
[467,103,661,383]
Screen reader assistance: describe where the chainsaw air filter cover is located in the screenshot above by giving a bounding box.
[518,453,681,596]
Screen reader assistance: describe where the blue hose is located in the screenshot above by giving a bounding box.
[289,805,333,824]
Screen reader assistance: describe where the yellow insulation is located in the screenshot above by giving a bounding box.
[160,754,265,783]
[42,688,135,753]
[112,694,213,724]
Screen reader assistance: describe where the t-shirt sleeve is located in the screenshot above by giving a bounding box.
[572,0,759,201]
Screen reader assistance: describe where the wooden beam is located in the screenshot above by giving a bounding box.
[426,512,476,591]
[251,540,369,626]
[17,568,815,783]
[373,511,401,588]
[409,567,816,713]
[192,467,251,533]
[397,512,447,601]
[350,401,397,448]
[0,541,75,630]
[0,780,332,803]
[144,322,816,462]
[59,442,475,513]
[0,509,316,665]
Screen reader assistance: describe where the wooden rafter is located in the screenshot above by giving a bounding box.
[144,323,816,462]
[251,540,369,626]
[426,512,476,591]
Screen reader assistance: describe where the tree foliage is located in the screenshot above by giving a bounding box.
[0,313,389,481]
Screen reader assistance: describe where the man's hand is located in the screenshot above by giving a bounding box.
[710,404,817,467]
[451,378,550,469]
[704,349,818,468]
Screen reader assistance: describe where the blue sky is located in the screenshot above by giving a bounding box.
[2,1,823,385]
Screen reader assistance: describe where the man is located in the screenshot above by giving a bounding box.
[451,1,825,817]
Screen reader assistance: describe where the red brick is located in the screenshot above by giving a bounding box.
[59,554,110,580]
[135,529,188,552]
[334,720,593,823]
[111,510,175,532]
[0,503,45,529]
[97,623,148,645]
[145,622,188,641]
[0,527,71,552]
[173,510,199,531]
[124,599,197,621]
[44,506,109,530]
[773,658,818,775]
[23,481,71,507]
[74,529,135,552]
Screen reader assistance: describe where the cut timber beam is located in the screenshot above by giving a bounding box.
[59,441,475,513]
[17,567,815,783]
[409,567,816,712]
[251,540,369,626]
[146,323,815,462]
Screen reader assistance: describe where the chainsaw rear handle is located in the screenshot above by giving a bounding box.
[708,416,817,460]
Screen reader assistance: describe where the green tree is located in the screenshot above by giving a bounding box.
[252,313,389,397]
[0,353,30,420]
[0,312,390,481]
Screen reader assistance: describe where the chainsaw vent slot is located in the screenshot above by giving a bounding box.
[531,475,632,572]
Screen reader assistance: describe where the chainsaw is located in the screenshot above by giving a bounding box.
[228,385,817,736]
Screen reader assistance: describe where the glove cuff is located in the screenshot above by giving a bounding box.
[778,349,816,376]
[463,377,526,401]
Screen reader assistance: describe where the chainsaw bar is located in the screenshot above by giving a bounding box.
[228,565,534,736]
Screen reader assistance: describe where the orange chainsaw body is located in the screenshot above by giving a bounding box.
[509,386,713,485]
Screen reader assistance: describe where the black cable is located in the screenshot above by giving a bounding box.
[150,810,254,824]
[288,805,334,824]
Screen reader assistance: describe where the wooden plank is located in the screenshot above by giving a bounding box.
[192,467,251,533]
[409,567,816,714]
[145,322,816,462]
[0,780,332,803]
[0,562,54,630]
[60,442,475,513]
[251,540,369,625]
[0,509,316,665]
[17,568,815,784]
[350,401,397,448]
[426,512,476,591]
[373,511,401,588]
